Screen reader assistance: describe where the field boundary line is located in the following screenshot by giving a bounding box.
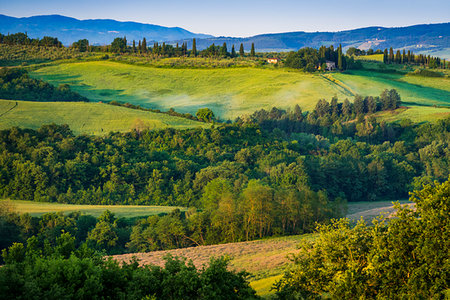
[0,101,18,118]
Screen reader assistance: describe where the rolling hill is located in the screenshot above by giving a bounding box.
[0,99,207,135]
[0,14,212,46]
[30,61,450,120]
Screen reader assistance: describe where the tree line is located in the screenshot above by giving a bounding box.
[0,178,340,257]
[382,47,446,68]
[284,45,362,72]
[0,105,448,208]
[109,36,256,58]
[0,32,62,47]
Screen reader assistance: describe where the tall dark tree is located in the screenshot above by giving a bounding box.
[383,49,388,64]
[366,96,377,114]
[342,99,352,117]
[395,50,401,64]
[142,38,147,54]
[192,38,197,57]
[337,44,343,70]
[239,43,244,57]
[389,47,394,63]
[132,40,136,53]
[330,96,339,118]
[250,43,255,57]
[231,45,236,58]
[220,42,228,57]
[353,95,365,115]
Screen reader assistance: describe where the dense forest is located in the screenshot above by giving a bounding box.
[1,93,448,207]
[1,176,447,298]
[0,229,258,299]
[275,178,449,299]
[0,68,88,102]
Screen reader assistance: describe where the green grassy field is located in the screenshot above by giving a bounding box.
[354,54,384,62]
[0,99,207,135]
[0,199,186,218]
[375,106,450,123]
[30,61,355,119]
[31,61,450,120]
[331,70,450,107]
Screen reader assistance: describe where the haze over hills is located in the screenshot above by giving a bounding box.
[0,14,212,45]
[178,23,450,57]
[0,14,449,57]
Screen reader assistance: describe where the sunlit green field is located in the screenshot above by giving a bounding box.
[355,54,384,62]
[375,106,450,123]
[0,99,207,135]
[31,61,450,120]
[331,70,450,107]
[1,199,186,218]
[30,61,355,119]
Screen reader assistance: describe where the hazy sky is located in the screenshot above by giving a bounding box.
[1,0,449,37]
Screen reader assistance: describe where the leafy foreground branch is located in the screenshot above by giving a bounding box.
[0,236,258,299]
[275,178,450,299]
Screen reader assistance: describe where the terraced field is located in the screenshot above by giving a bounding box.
[0,99,207,135]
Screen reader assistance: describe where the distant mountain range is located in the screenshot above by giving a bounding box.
[0,14,449,57]
[0,14,212,45]
[178,23,450,56]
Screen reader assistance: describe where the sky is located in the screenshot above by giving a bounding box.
[1,0,449,37]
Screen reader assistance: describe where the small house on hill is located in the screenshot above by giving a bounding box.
[267,58,280,64]
[325,60,336,71]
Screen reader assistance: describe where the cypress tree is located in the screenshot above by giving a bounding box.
[132,40,136,53]
[142,38,147,54]
[383,49,388,64]
[192,38,197,57]
[231,45,236,58]
[402,49,406,64]
[138,40,141,54]
[250,43,255,57]
[239,43,244,57]
[337,44,343,70]
[161,42,166,56]
[220,42,227,57]
[395,50,401,64]
[389,47,394,63]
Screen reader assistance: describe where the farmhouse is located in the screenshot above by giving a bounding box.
[325,60,336,71]
[267,58,280,64]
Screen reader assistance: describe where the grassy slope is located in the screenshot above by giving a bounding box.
[0,199,186,218]
[0,99,207,135]
[30,61,354,119]
[331,70,450,107]
[31,61,450,121]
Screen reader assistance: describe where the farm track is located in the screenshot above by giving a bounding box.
[0,101,17,118]
[320,74,355,97]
